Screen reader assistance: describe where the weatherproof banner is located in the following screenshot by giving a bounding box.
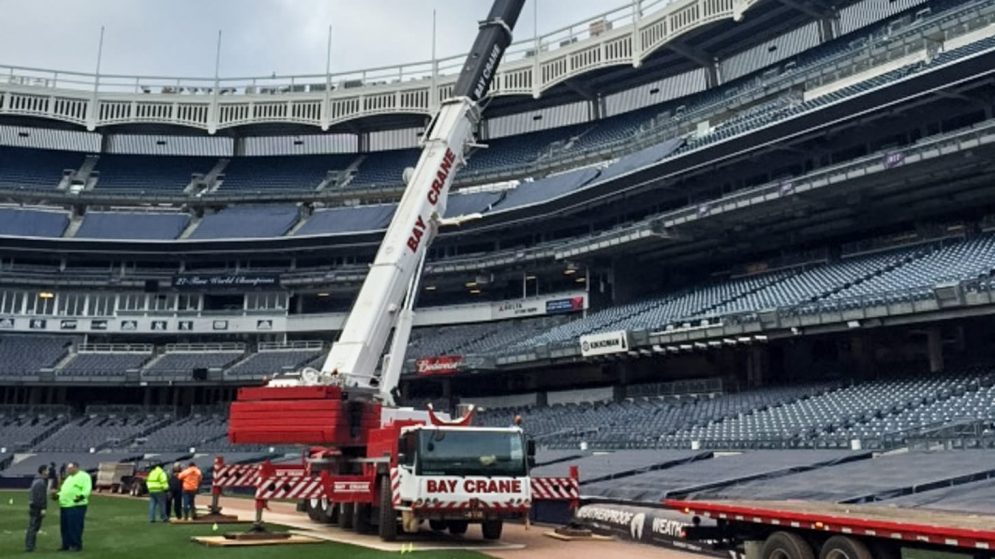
[579,330,629,357]
[575,504,732,558]
[415,355,464,377]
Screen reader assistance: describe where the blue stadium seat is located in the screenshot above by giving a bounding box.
[75,211,189,240]
[189,206,299,239]
[0,147,83,190]
[220,154,355,191]
[0,208,70,237]
[93,154,215,192]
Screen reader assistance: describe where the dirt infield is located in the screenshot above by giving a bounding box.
[217,497,704,558]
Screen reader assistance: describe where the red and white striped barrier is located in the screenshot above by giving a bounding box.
[255,475,325,500]
[531,476,581,501]
[212,463,261,488]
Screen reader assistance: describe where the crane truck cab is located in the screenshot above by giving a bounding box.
[388,424,534,539]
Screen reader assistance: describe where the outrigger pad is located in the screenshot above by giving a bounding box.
[192,535,320,547]
[170,514,245,525]
[223,532,292,541]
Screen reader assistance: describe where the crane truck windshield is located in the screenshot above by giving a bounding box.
[416,430,526,478]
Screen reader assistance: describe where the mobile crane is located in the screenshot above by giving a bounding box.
[225,0,579,541]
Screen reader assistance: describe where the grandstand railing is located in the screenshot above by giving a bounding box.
[626,377,723,398]
[257,340,324,351]
[77,343,153,353]
[163,342,245,352]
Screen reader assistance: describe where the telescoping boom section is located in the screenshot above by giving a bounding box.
[229,0,525,444]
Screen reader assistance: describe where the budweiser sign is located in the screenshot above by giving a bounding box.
[415,355,463,376]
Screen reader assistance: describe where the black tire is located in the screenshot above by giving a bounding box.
[340,503,355,530]
[448,520,469,535]
[306,498,322,521]
[762,531,816,559]
[868,542,901,559]
[481,519,503,540]
[819,536,872,559]
[429,520,446,531]
[354,503,373,534]
[378,476,398,541]
[319,498,338,524]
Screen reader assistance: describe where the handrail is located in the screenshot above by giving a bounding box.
[0,0,676,95]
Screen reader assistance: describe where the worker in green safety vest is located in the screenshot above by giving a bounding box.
[54,462,91,552]
[145,463,169,523]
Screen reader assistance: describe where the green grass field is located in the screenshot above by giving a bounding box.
[0,490,487,559]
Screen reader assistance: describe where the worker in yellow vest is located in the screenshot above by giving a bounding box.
[145,463,169,523]
[55,462,91,552]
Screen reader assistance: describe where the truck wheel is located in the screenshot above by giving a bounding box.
[378,476,398,541]
[448,521,469,535]
[762,531,815,559]
[429,520,446,531]
[306,498,322,521]
[481,519,503,540]
[340,503,355,530]
[819,536,872,559]
[354,503,373,534]
[320,498,339,524]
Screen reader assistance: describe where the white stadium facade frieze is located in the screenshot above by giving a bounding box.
[0,0,757,132]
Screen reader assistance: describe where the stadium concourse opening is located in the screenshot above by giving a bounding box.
[7,0,995,556]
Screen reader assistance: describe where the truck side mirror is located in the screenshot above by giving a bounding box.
[526,439,536,469]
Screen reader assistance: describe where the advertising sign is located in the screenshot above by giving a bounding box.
[546,296,585,315]
[493,300,543,320]
[579,330,629,357]
[415,355,463,377]
[575,504,726,557]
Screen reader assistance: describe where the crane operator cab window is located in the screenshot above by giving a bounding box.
[415,429,526,477]
[398,431,417,468]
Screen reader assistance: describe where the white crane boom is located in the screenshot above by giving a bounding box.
[272,0,526,405]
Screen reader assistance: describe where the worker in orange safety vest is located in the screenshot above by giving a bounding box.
[177,462,203,520]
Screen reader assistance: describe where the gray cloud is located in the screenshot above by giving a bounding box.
[0,0,623,78]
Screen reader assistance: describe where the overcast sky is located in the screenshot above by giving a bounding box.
[0,0,623,78]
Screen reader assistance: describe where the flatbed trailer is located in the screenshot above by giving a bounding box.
[665,498,995,559]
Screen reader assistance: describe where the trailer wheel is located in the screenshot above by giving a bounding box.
[429,520,446,531]
[378,476,398,541]
[340,503,355,530]
[819,536,872,559]
[448,521,469,535]
[481,519,503,540]
[868,542,900,559]
[354,503,373,534]
[762,531,815,559]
